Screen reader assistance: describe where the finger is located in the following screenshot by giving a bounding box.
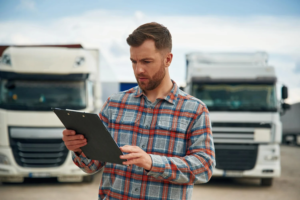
[120,146,140,153]
[69,143,86,150]
[67,143,87,150]
[120,145,133,150]
[65,139,87,146]
[123,158,140,165]
[119,145,130,151]
[120,153,141,160]
[63,129,76,136]
[63,134,85,141]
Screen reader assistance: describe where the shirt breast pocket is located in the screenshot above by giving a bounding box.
[111,109,139,147]
[157,119,189,134]
[120,110,138,125]
[111,109,138,125]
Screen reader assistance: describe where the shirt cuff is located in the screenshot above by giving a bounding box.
[146,154,167,176]
[71,151,88,161]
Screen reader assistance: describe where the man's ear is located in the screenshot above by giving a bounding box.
[165,52,173,67]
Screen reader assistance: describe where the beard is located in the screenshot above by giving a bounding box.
[136,62,166,91]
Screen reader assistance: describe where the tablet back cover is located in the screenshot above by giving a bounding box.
[53,108,126,165]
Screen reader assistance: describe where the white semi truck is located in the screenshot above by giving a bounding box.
[184,52,289,186]
[0,45,102,183]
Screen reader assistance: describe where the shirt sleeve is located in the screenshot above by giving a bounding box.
[71,97,111,174]
[146,105,216,184]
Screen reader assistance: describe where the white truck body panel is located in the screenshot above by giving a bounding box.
[210,112,282,144]
[0,47,97,75]
[185,52,281,181]
[0,46,101,182]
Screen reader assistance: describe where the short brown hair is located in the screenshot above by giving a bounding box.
[126,22,172,51]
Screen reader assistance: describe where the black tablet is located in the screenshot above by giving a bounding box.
[53,108,126,165]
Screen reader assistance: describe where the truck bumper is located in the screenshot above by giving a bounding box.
[212,144,280,178]
[0,147,87,182]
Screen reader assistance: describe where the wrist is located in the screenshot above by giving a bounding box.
[74,149,82,156]
[146,154,153,171]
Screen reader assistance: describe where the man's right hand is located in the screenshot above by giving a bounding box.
[62,129,87,154]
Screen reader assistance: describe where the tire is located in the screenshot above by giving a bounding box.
[261,178,273,186]
[296,134,300,146]
[83,175,94,183]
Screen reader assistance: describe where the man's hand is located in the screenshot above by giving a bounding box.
[62,129,87,154]
[120,145,152,171]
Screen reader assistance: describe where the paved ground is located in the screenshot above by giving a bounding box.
[1,145,299,200]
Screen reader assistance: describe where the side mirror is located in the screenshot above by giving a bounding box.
[282,103,291,110]
[281,85,288,99]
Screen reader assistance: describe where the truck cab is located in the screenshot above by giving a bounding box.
[185,52,289,186]
[0,45,102,183]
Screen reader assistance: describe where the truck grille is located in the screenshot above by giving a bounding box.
[9,127,68,168]
[215,144,258,170]
[212,122,272,144]
[10,138,69,168]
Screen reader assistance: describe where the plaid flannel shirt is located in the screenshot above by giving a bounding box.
[72,80,215,200]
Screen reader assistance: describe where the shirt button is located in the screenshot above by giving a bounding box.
[142,145,146,148]
[145,125,149,129]
[135,188,139,192]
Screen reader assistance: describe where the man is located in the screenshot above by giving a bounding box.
[62,22,215,200]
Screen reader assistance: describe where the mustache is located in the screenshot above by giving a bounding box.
[136,74,149,78]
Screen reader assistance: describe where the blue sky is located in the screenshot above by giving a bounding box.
[0,0,299,103]
[1,0,300,21]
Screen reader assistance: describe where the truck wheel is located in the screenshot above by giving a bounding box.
[296,134,300,146]
[83,175,94,183]
[261,178,273,186]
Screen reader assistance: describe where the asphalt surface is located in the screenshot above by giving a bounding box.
[1,145,299,200]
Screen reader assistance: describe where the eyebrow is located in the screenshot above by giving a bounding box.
[130,57,154,62]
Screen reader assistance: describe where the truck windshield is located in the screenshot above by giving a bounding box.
[0,79,87,111]
[191,83,277,112]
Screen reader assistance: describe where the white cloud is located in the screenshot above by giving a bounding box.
[0,10,299,103]
[288,88,300,104]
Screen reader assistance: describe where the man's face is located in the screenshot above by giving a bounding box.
[130,40,166,91]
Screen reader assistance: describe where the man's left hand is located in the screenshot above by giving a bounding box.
[120,145,152,171]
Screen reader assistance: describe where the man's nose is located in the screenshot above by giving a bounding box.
[136,63,145,74]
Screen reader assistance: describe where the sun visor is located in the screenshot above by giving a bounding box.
[0,71,89,81]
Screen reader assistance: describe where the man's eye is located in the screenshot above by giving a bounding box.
[144,61,151,64]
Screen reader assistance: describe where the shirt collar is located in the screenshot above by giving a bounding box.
[134,80,179,105]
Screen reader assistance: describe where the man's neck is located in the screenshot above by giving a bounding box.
[143,75,173,103]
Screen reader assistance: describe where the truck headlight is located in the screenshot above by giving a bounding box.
[264,155,279,161]
[0,153,11,165]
